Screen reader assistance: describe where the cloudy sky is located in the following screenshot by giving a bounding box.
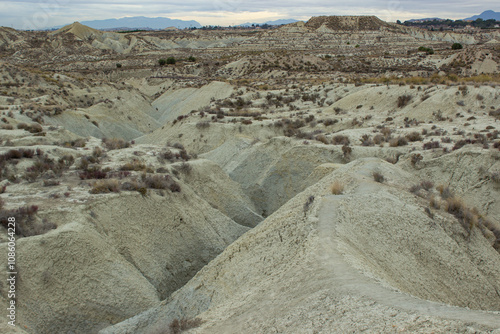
[0,0,497,30]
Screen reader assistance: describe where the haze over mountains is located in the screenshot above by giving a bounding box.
[44,10,500,31]
[51,16,202,30]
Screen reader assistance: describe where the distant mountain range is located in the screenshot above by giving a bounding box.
[50,16,201,31]
[405,10,500,24]
[237,19,299,27]
[465,10,500,21]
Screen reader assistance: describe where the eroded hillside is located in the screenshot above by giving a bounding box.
[0,16,499,334]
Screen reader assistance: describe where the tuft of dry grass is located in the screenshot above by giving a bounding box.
[330,181,344,195]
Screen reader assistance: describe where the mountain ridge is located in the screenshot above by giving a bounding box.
[50,16,201,31]
[465,10,500,21]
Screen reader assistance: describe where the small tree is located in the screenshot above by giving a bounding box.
[166,57,176,65]
[188,56,196,62]
[451,43,463,50]
[158,58,167,66]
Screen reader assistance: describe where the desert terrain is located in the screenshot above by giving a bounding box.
[0,16,499,333]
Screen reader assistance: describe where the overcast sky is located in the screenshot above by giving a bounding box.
[0,0,497,30]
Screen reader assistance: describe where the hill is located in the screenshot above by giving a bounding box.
[305,15,394,31]
[465,10,500,21]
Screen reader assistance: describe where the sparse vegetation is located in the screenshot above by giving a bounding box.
[0,203,56,237]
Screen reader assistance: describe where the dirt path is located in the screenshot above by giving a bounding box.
[317,195,500,330]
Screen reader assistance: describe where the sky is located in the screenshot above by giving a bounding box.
[0,0,497,30]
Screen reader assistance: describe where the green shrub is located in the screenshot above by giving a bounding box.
[451,43,463,50]
[158,59,167,66]
[418,46,434,54]
[166,57,176,65]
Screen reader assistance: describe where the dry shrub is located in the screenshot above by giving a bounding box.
[478,217,500,251]
[176,162,192,174]
[444,196,464,215]
[406,131,422,142]
[420,180,434,191]
[330,181,344,195]
[90,179,121,194]
[341,145,352,159]
[360,134,374,146]
[323,118,338,126]
[397,95,412,108]
[93,146,104,158]
[79,167,107,180]
[332,135,350,145]
[27,123,43,133]
[389,136,408,147]
[410,153,423,165]
[423,141,440,150]
[120,160,147,171]
[121,179,148,196]
[429,196,440,209]
[196,121,210,129]
[43,180,60,187]
[373,134,385,145]
[437,185,454,199]
[316,134,329,144]
[444,196,478,232]
[373,171,384,183]
[409,184,422,194]
[142,174,181,192]
[63,138,87,148]
[490,172,500,183]
[0,204,56,237]
[385,156,398,164]
[102,138,130,150]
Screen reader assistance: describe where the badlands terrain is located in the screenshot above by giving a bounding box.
[0,15,499,333]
